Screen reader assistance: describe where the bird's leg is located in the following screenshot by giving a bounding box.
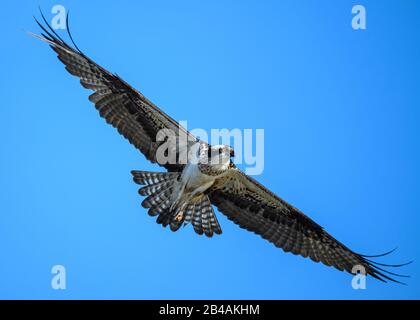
[173,202,189,221]
[175,210,184,222]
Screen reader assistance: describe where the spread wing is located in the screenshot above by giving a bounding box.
[209,167,410,283]
[34,14,409,283]
[33,14,199,172]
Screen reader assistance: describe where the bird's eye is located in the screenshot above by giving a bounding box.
[219,148,223,154]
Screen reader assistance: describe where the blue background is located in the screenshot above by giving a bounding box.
[0,0,419,299]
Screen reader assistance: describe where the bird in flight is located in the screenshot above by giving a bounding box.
[32,12,410,284]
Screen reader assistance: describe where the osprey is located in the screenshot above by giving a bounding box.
[33,13,409,283]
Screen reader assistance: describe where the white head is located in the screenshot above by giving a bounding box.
[205,144,234,167]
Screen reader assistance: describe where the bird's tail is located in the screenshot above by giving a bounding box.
[131,170,222,237]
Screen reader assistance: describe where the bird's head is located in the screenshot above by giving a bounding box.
[205,144,235,166]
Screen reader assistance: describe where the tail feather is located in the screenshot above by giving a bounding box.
[132,171,177,220]
[139,180,173,196]
[183,202,195,225]
[209,209,222,235]
[131,170,222,237]
[149,197,171,217]
[156,208,173,227]
[191,202,204,235]
[187,197,222,237]
[132,170,178,185]
[141,186,173,210]
[200,199,212,237]
[201,196,222,236]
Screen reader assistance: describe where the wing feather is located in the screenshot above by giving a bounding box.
[209,167,409,283]
[34,14,200,171]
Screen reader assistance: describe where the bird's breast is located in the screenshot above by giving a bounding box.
[181,163,217,194]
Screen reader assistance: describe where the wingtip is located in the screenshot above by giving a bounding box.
[359,247,413,285]
[359,246,398,258]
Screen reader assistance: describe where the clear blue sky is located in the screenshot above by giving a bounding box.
[0,0,419,299]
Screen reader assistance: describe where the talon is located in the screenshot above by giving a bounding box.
[175,211,184,221]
